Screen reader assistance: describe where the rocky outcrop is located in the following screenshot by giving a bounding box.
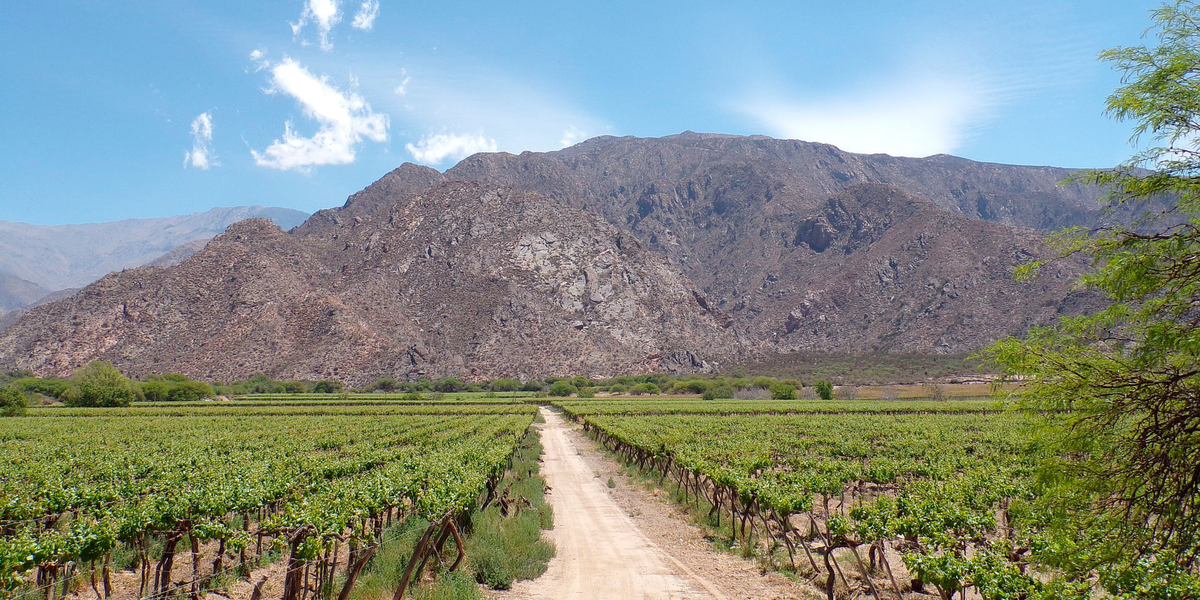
[0,133,1116,380]
[0,184,738,383]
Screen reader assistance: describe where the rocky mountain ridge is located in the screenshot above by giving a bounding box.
[0,205,310,291]
[0,134,1113,382]
[0,183,737,382]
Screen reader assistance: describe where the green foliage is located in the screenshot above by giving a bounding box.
[607,383,627,395]
[520,380,544,392]
[749,376,775,389]
[0,387,27,417]
[465,430,554,590]
[769,382,798,400]
[311,380,343,394]
[434,377,465,393]
[490,378,521,392]
[628,383,660,396]
[670,380,709,394]
[10,377,68,399]
[167,380,214,401]
[701,384,735,400]
[372,377,400,392]
[576,387,596,399]
[546,381,578,397]
[140,375,214,402]
[986,3,1200,594]
[815,380,834,400]
[280,380,307,393]
[61,361,136,407]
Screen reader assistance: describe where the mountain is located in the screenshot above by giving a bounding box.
[0,134,1113,382]
[0,270,50,313]
[0,206,310,291]
[308,133,1110,353]
[0,183,737,383]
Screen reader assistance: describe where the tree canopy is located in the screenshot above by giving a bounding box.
[988,2,1200,596]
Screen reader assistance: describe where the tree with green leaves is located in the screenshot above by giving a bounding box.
[988,2,1200,596]
[312,380,344,394]
[61,361,137,407]
[770,382,799,400]
[0,387,27,416]
[815,380,834,401]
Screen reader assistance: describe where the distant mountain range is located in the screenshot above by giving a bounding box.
[0,206,309,320]
[0,133,1128,383]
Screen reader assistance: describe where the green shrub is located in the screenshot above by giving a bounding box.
[815,380,834,400]
[141,376,214,401]
[372,377,400,392]
[607,384,627,395]
[671,380,709,395]
[0,387,28,416]
[490,378,522,392]
[521,380,544,392]
[434,377,464,393]
[11,377,69,398]
[140,379,171,402]
[61,361,136,407]
[569,376,594,388]
[546,381,578,397]
[629,383,661,396]
[702,384,735,400]
[312,380,344,394]
[280,380,308,393]
[167,380,214,402]
[466,430,554,590]
[750,376,775,389]
[770,382,798,400]
[577,387,596,398]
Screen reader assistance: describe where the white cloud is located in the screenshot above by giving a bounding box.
[405,133,497,165]
[559,126,586,148]
[251,58,389,171]
[394,69,410,96]
[360,61,605,158]
[183,112,216,170]
[351,1,379,30]
[738,76,988,158]
[291,0,342,51]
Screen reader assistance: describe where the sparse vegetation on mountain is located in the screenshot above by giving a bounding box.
[0,137,1104,382]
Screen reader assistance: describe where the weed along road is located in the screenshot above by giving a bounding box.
[507,408,724,600]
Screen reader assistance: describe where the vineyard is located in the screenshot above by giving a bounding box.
[0,402,539,600]
[553,397,1052,600]
[4,390,1185,600]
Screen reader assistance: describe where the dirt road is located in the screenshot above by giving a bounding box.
[503,408,723,600]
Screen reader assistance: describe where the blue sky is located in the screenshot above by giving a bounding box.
[0,0,1161,224]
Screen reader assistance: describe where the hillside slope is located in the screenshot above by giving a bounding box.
[0,205,309,291]
[0,134,1109,380]
[0,183,737,383]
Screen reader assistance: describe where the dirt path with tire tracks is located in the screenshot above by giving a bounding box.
[497,408,808,600]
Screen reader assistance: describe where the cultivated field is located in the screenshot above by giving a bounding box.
[553,396,1043,600]
[1,401,546,600]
